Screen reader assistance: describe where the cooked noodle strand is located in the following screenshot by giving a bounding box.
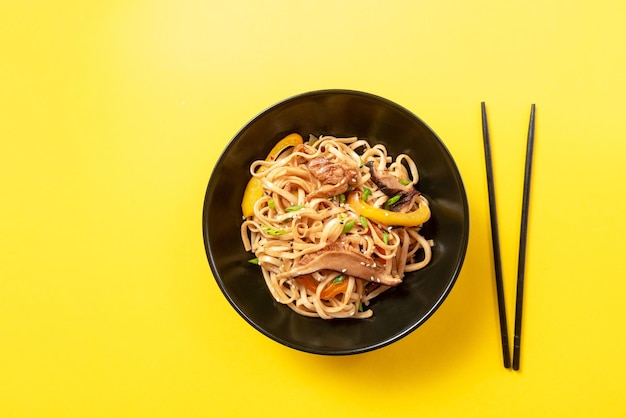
[241,135,433,319]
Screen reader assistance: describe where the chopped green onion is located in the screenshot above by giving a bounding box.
[383,231,389,245]
[360,215,368,228]
[332,274,346,284]
[338,193,346,204]
[262,226,287,236]
[358,302,364,312]
[384,194,402,209]
[268,198,275,209]
[285,205,304,212]
[359,158,364,168]
[248,258,259,265]
[342,219,356,233]
[362,186,372,201]
[399,179,411,186]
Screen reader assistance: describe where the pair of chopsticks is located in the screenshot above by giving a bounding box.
[481,102,536,370]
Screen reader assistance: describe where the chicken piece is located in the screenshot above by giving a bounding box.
[306,157,358,200]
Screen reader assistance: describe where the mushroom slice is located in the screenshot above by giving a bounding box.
[288,243,401,286]
[365,161,419,212]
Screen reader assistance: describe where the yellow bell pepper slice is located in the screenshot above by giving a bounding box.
[241,177,264,218]
[241,133,304,217]
[347,191,430,227]
[265,133,304,162]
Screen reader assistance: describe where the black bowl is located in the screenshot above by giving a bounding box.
[203,90,469,355]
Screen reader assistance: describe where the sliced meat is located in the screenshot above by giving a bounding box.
[288,243,401,286]
[306,157,358,199]
[365,161,419,212]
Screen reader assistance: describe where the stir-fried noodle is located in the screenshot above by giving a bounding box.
[241,134,433,319]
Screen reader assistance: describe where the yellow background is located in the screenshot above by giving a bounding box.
[2,1,625,417]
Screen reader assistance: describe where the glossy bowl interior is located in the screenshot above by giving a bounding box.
[203,90,469,355]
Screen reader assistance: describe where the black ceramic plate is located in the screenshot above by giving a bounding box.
[203,90,469,355]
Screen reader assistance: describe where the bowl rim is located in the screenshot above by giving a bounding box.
[202,89,470,355]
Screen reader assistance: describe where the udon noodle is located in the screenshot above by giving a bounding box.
[241,134,433,319]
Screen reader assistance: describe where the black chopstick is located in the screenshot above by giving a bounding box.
[481,102,512,369]
[512,104,536,371]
